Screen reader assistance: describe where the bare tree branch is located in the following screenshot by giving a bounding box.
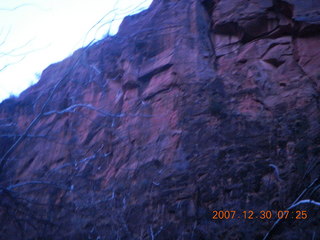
[0,38,34,57]
[0,40,96,174]
[0,28,11,47]
[0,56,25,72]
[263,177,320,240]
[0,4,49,12]
[0,134,46,138]
[0,3,159,238]
[43,104,125,118]
[3,180,69,191]
[42,103,158,119]
[49,153,103,172]
[0,4,34,11]
[263,199,320,240]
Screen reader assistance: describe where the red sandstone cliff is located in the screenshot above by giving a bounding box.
[0,0,320,239]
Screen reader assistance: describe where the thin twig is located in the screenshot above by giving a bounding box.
[0,180,69,193]
[263,197,320,240]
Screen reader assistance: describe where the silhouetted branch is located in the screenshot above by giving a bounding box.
[80,0,151,45]
[0,38,34,57]
[0,3,49,12]
[0,28,11,47]
[0,3,50,74]
[0,4,35,11]
[0,56,25,72]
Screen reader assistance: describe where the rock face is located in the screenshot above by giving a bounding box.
[0,0,319,239]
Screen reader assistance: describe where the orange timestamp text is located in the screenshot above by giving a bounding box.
[211,210,308,220]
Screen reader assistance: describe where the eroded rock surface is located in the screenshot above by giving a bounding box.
[0,0,319,239]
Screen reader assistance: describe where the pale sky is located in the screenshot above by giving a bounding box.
[0,0,152,102]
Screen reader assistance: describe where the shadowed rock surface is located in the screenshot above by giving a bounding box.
[0,0,319,239]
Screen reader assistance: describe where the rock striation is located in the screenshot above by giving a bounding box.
[0,0,319,239]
